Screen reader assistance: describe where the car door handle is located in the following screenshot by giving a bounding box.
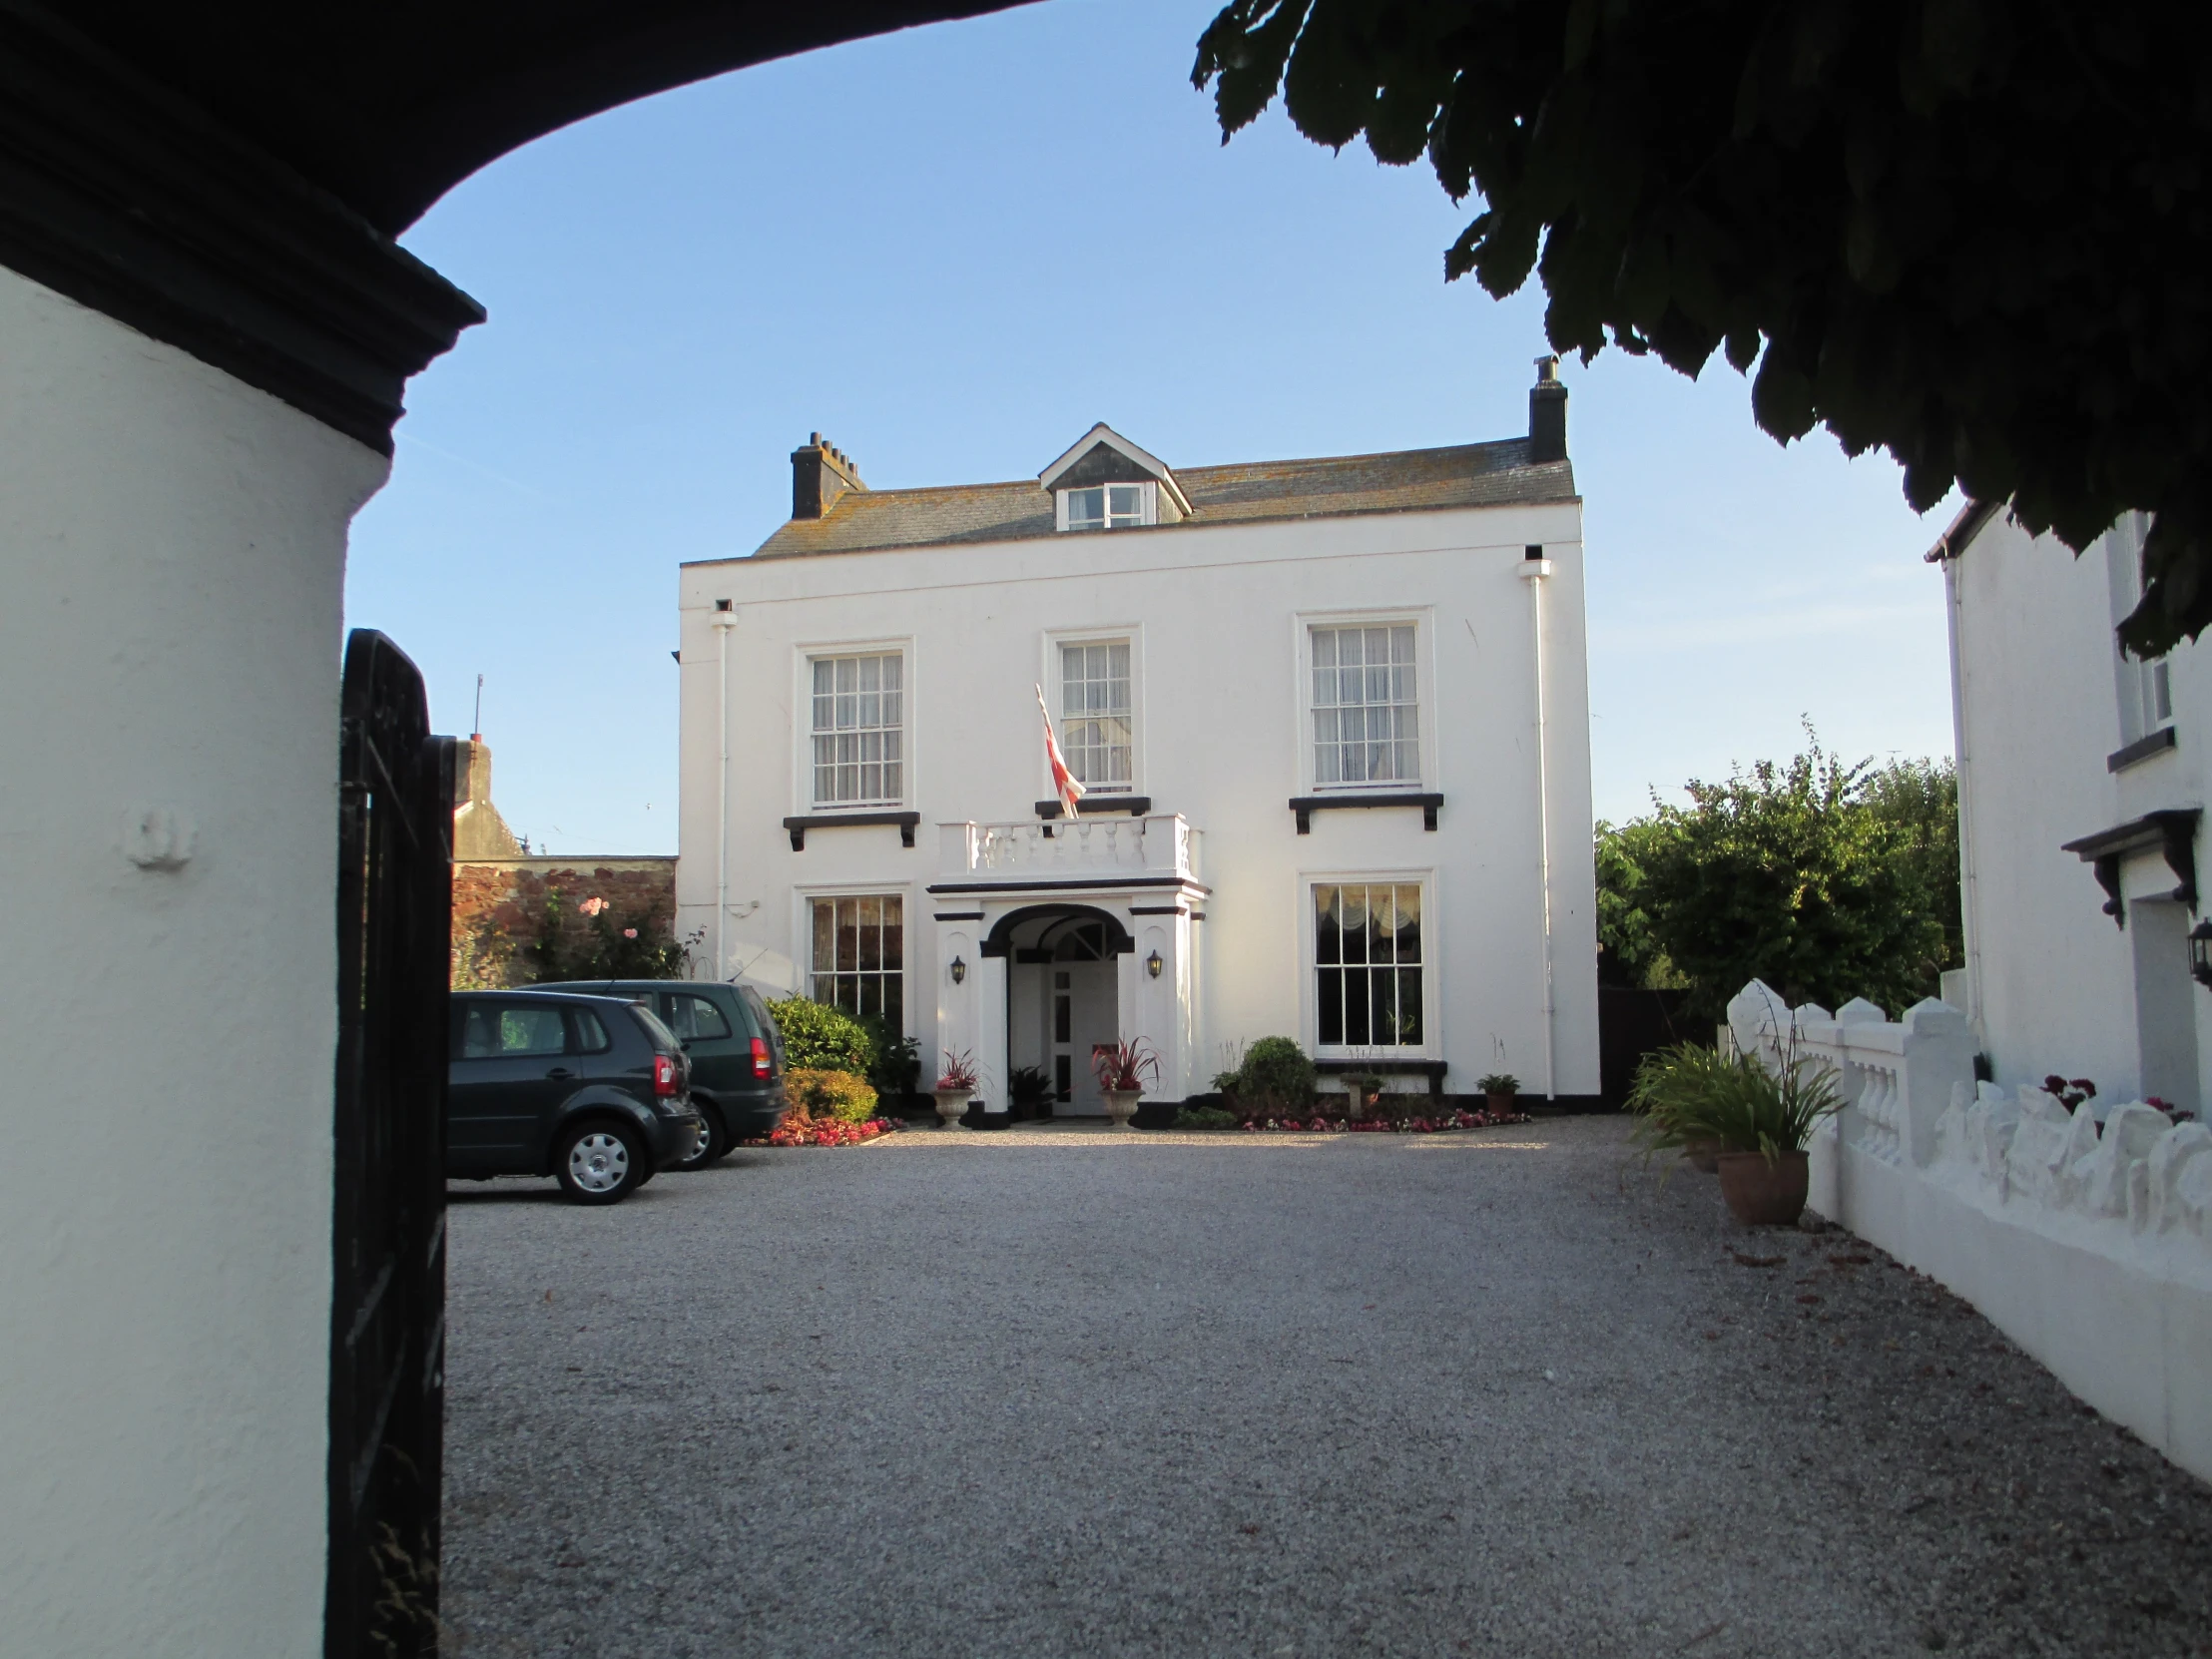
[545,1067,575,1080]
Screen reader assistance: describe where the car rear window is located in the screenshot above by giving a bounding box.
[660,991,733,1041]
[630,1004,683,1053]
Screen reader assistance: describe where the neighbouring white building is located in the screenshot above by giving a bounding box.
[675,361,1601,1113]
[1934,503,2208,1112]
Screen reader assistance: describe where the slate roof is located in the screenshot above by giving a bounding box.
[751,437,1575,560]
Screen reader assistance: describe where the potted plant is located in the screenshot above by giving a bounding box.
[1091,1039,1160,1127]
[932,1049,979,1128]
[1626,1044,1734,1173]
[1346,1071,1385,1116]
[1632,1041,1843,1224]
[1476,1071,1520,1115]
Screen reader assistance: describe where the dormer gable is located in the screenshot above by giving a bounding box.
[1037,423,1190,531]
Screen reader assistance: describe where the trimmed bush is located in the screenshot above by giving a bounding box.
[1236,1036,1317,1113]
[767,997,874,1073]
[783,1068,879,1126]
[1173,1105,1239,1130]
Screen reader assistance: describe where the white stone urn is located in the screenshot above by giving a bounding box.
[931,1087,973,1128]
[1102,1088,1143,1128]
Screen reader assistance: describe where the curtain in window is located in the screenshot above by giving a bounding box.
[811,894,904,1025]
[811,653,903,806]
[1314,882,1422,1046]
[1060,641,1132,788]
[1312,625,1418,784]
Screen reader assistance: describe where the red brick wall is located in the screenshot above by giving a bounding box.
[451,859,678,987]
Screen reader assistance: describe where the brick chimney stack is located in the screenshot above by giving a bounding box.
[1528,355,1568,464]
[791,432,865,519]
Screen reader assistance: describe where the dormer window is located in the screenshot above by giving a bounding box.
[1061,482,1152,532]
[1038,424,1191,534]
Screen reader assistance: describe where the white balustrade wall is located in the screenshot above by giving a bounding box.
[1727,978,2212,1483]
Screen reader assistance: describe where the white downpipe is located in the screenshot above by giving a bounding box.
[1942,558,1982,1037]
[1519,556,1557,1102]
[711,606,738,981]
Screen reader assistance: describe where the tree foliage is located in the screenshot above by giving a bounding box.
[517,893,686,983]
[1596,738,1958,1022]
[1194,2,2212,654]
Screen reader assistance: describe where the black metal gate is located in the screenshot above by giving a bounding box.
[329,629,456,1658]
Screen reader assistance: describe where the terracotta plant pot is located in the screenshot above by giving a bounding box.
[1684,1138,1723,1174]
[1485,1090,1516,1116]
[1716,1150,1810,1226]
[1102,1088,1143,1127]
[931,1087,973,1128]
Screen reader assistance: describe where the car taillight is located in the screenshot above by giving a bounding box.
[750,1037,772,1079]
[653,1053,680,1097]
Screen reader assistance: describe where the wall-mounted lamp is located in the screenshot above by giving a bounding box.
[2191,919,2212,988]
[1146,949,1164,979]
[949,955,967,985]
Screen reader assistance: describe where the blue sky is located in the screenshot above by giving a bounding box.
[345,0,1957,856]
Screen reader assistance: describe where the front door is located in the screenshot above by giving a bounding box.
[1049,961,1119,1114]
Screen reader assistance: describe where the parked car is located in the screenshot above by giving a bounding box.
[537,979,788,1167]
[447,989,702,1204]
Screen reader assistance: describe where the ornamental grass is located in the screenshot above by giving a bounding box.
[1628,1041,1843,1166]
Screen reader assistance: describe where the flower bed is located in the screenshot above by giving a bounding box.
[1240,1107,1532,1134]
[745,1116,903,1148]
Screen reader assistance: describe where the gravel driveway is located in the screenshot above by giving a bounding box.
[441,1116,2212,1658]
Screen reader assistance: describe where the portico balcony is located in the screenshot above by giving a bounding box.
[934,814,1202,890]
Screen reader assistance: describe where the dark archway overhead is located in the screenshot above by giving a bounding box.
[0,0,1031,451]
[28,1,1034,237]
[979,904,1134,961]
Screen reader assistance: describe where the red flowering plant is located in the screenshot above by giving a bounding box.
[1091,1039,1162,1095]
[2042,1075,2098,1111]
[752,1116,902,1148]
[2144,1096,2197,1123]
[1239,1104,1532,1134]
[934,1049,980,1092]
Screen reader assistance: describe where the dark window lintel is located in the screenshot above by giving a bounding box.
[1290,793,1443,833]
[782,811,920,851]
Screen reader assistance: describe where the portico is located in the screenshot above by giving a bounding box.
[929,816,1204,1116]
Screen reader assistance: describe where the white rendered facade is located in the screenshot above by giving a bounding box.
[0,265,391,1655]
[677,400,1601,1112]
[1940,506,2210,1112]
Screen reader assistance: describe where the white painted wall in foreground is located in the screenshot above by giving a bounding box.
[1732,981,2212,1484]
[0,268,388,1655]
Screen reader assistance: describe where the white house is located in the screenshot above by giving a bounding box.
[1934,503,2207,1113]
[675,361,1601,1114]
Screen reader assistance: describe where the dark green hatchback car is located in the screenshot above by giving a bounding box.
[538,979,788,1166]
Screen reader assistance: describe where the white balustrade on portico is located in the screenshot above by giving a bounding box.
[937,814,1201,885]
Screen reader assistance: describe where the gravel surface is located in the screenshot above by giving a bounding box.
[441,1116,2212,1657]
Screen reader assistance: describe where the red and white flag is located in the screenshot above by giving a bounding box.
[1036,683,1086,819]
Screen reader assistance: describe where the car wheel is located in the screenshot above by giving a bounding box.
[554,1121,645,1205]
[676,1108,729,1170]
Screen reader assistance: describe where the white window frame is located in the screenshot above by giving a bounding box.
[1298,868,1439,1061]
[1056,480,1157,533]
[795,638,912,813]
[1295,608,1435,795]
[2106,514,2176,749]
[791,883,914,1036]
[1044,626,1144,799]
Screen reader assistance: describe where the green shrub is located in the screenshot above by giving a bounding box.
[860,1015,920,1100]
[1235,1036,1317,1113]
[767,997,874,1073]
[784,1068,879,1125]
[1174,1105,1239,1130]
